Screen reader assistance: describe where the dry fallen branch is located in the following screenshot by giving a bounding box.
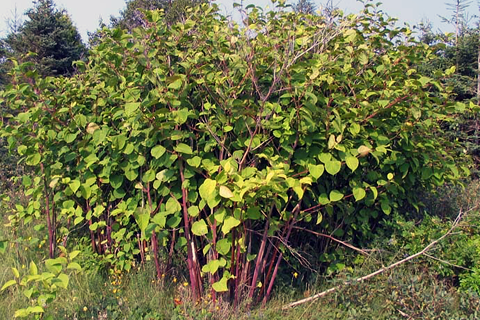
[292,226,371,257]
[282,206,477,310]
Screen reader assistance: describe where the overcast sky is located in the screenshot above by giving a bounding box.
[0,0,478,42]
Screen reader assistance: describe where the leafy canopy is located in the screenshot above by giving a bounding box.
[0,1,472,302]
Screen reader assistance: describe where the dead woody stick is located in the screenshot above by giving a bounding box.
[283,206,477,310]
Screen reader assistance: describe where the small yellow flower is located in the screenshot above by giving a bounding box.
[173,277,177,283]
[183,282,188,287]
[113,289,117,294]
[293,272,298,279]
[162,273,165,277]
[24,247,28,251]
[83,306,87,312]
[22,264,26,269]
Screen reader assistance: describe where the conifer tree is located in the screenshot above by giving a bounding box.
[293,0,316,14]
[4,0,86,78]
[110,0,207,31]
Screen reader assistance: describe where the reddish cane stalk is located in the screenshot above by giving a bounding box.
[179,160,201,299]
[263,202,302,305]
[40,163,55,258]
[146,182,163,280]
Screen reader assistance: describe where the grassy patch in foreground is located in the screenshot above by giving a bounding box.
[1,233,480,319]
[2,180,480,319]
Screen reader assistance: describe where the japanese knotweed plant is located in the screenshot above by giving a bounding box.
[0,1,472,305]
[1,246,82,319]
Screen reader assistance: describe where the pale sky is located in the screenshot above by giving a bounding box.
[0,0,478,42]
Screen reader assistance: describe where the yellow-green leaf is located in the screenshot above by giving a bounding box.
[219,186,234,198]
[192,219,208,236]
[346,156,359,172]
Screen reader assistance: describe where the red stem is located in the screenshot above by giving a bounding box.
[179,160,201,300]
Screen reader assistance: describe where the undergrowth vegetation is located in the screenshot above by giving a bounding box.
[0,1,479,319]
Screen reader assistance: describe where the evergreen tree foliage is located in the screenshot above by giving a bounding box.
[3,0,86,78]
[293,0,317,14]
[0,40,11,88]
[110,0,207,31]
[418,2,480,170]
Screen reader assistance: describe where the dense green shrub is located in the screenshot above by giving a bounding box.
[0,1,472,306]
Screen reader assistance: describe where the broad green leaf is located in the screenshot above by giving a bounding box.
[67,262,82,271]
[151,145,166,159]
[69,180,81,193]
[199,179,216,200]
[69,250,81,260]
[167,216,182,228]
[328,134,336,149]
[28,306,44,314]
[188,206,200,217]
[345,156,359,172]
[45,259,63,274]
[110,175,124,189]
[203,258,226,274]
[174,143,193,154]
[174,108,189,124]
[1,280,16,291]
[344,29,357,42]
[142,169,156,183]
[329,190,344,202]
[316,212,323,225]
[187,156,202,168]
[23,288,34,298]
[14,309,31,318]
[325,160,341,175]
[212,276,228,292]
[125,169,138,181]
[56,273,69,289]
[12,268,20,278]
[74,216,84,225]
[216,238,231,255]
[381,200,392,215]
[135,211,150,233]
[192,219,208,236]
[308,164,324,179]
[219,186,234,198]
[152,213,167,228]
[319,193,330,205]
[222,216,240,234]
[168,78,183,90]
[29,261,38,276]
[349,123,360,135]
[370,186,378,200]
[165,197,181,214]
[64,132,77,143]
[125,102,140,117]
[27,153,41,166]
[353,187,366,201]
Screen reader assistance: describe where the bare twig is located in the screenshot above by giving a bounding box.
[397,308,413,319]
[282,206,477,310]
[292,226,371,257]
[423,253,471,271]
